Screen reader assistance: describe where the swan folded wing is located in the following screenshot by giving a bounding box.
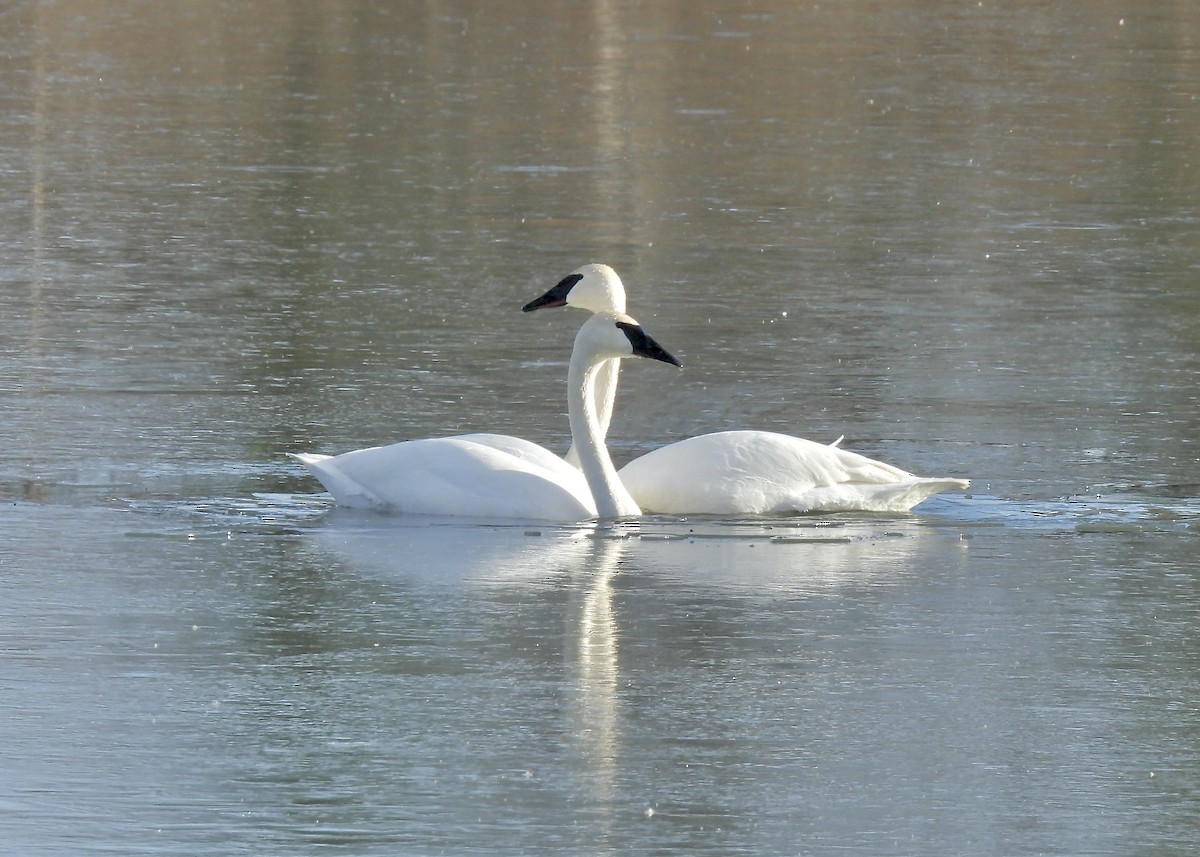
[618,430,968,515]
[451,433,574,473]
[293,436,597,521]
[824,442,919,484]
[442,434,600,518]
[619,430,827,515]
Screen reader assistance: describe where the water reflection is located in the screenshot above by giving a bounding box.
[304,513,596,587]
[298,510,964,596]
[565,535,624,829]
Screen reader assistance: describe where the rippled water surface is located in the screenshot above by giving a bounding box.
[3,2,1198,855]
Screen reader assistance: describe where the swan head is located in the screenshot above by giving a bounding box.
[522,263,627,314]
[577,311,682,369]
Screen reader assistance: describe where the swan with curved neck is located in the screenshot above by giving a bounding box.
[523,263,628,467]
[523,264,969,515]
[293,310,680,521]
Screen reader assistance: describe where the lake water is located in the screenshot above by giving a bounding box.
[3,2,1198,854]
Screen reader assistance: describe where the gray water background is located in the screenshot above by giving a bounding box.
[2,2,1198,854]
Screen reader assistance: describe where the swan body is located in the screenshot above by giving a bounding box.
[293,311,681,521]
[292,433,595,520]
[619,430,969,515]
[524,264,969,515]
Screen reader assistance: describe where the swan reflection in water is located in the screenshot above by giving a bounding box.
[565,535,624,815]
[303,518,627,805]
[299,515,955,828]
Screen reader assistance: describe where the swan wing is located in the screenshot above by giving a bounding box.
[292,435,597,521]
[619,430,968,515]
[451,433,574,472]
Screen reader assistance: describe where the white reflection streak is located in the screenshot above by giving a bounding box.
[570,534,624,813]
[588,0,635,243]
[590,0,622,146]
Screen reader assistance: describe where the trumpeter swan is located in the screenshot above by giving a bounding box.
[522,264,969,515]
[292,310,681,521]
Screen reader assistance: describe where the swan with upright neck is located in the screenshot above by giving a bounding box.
[523,263,626,468]
[292,310,681,521]
[522,264,969,515]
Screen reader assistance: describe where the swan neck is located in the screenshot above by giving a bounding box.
[568,354,640,519]
[565,357,619,469]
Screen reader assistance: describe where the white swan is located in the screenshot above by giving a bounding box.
[292,310,682,521]
[522,264,969,515]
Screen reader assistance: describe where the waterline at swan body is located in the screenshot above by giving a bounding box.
[523,264,969,515]
[292,311,681,522]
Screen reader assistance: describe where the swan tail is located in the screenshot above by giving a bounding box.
[860,477,970,512]
[289,452,384,508]
[786,476,969,514]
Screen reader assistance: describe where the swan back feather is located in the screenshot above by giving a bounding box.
[619,430,969,515]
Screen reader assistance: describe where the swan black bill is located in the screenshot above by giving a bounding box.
[616,321,683,368]
[521,273,583,312]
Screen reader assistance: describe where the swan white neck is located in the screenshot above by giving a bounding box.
[561,264,625,470]
[568,348,641,520]
[565,357,619,468]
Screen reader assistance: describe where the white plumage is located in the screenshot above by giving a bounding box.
[293,311,681,521]
[523,264,969,515]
